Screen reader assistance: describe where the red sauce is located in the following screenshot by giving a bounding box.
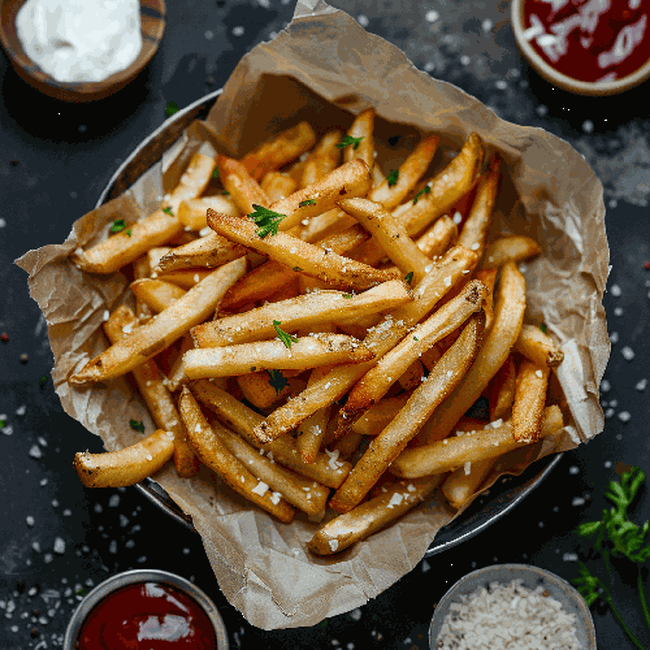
[523,0,650,82]
[75,581,217,649]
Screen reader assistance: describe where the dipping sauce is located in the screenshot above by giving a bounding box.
[75,581,217,649]
[522,0,650,83]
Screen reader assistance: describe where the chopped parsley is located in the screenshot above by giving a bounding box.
[267,369,288,394]
[110,219,126,233]
[412,184,431,205]
[404,271,414,285]
[250,205,287,238]
[299,199,316,207]
[222,190,230,196]
[129,419,145,433]
[162,206,174,216]
[273,321,298,348]
[336,135,364,150]
[0,418,5,428]
[212,168,220,179]
[165,101,179,118]
[540,323,547,333]
[342,293,354,299]
[387,169,399,187]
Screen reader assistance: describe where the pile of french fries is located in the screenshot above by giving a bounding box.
[69,108,565,555]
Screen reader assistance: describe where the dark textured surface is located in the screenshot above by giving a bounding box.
[1,1,649,648]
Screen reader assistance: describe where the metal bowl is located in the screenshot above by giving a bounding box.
[63,569,229,649]
[429,563,596,649]
[94,88,563,553]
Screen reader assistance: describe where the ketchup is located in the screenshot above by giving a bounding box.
[522,0,650,82]
[75,581,217,649]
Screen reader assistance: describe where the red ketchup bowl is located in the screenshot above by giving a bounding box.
[64,569,229,650]
[511,0,650,95]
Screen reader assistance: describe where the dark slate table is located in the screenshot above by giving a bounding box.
[1,1,649,648]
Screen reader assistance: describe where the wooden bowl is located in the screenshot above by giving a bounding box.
[0,0,165,102]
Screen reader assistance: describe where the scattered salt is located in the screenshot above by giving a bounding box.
[621,346,635,361]
[635,378,647,391]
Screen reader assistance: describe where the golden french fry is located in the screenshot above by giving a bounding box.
[442,458,499,510]
[147,246,173,270]
[155,268,213,289]
[391,405,563,479]
[218,155,270,213]
[514,323,564,368]
[103,305,198,478]
[71,208,185,275]
[237,370,304,411]
[414,215,458,259]
[296,366,333,464]
[488,353,517,421]
[130,278,187,313]
[156,232,246,272]
[165,152,217,213]
[511,359,550,443]
[330,312,485,513]
[192,280,412,348]
[73,429,176,488]
[165,333,195,393]
[178,386,295,522]
[132,255,153,322]
[260,170,299,203]
[241,121,317,181]
[338,198,433,285]
[342,107,376,169]
[69,257,247,385]
[350,393,411,437]
[308,476,441,555]
[299,130,343,188]
[416,261,527,445]
[252,245,479,443]
[482,235,543,269]
[177,196,240,231]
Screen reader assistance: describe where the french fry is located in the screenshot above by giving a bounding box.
[329,312,485,512]
[390,405,563,479]
[103,305,198,478]
[442,458,499,511]
[132,255,153,323]
[218,155,270,213]
[192,280,413,348]
[69,257,247,385]
[481,235,543,269]
[130,278,187,313]
[156,232,246,272]
[206,208,397,292]
[177,196,240,231]
[178,386,295,522]
[241,121,317,180]
[155,268,213,289]
[514,323,564,368]
[416,261,527,445]
[488,353,517,421]
[413,215,458,259]
[308,476,441,555]
[237,370,305,411]
[260,170,299,203]
[73,429,176,488]
[299,130,343,188]
[511,359,550,443]
[165,152,217,213]
[183,333,374,378]
[296,367,333,464]
[342,107,376,169]
[165,333,195,393]
[350,393,411,437]
[71,208,184,275]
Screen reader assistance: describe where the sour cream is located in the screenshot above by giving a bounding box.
[16,0,142,83]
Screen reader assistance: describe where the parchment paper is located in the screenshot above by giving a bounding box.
[16,0,609,630]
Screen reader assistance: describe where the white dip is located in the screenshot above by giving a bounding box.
[16,0,142,83]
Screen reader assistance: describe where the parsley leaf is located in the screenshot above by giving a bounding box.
[387,169,399,187]
[540,323,547,333]
[273,321,298,348]
[129,419,145,433]
[412,184,431,205]
[336,135,364,150]
[126,229,132,237]
[110,219,126,233]
[249,205,287,238]
[162,206,174,216]
[0,419,5,428]
[267,369,288,394]
[299,199,316,207]
[212,168,220,179]
[165,101,179,118]
[404,271,414,285]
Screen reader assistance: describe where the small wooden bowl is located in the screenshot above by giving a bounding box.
[0,0,165,102]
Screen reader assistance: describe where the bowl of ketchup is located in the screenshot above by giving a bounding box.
[511,0,650,95]
[64,569,229,649]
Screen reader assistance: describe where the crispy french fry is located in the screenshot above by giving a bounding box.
[177,196,240,231]
[350,393,411,437]
[130,278,187,313]
[330,312,485,512]
[156,232,246,272]
[165,152,217,213]
[482,235,542,269]
[299,130,343,188]
[414,215,458,259]
[488,353,517,421]
[308,476,441,555]
[155,268,213,289]
[71,208,185,275]
[237,370,303,411]
[192,280,412,348]
[183,333,373,378]
[391,405,563,479]
[416,261,527,445]
[69,257,247,385]
[241,121,317,181]
[103,305,198,477]
[511,359,550,443]
[342,108,376,169]
[218,155,270,213]
[296,366,333,464]
[514,323,564,368]
[165,333,195,392]
[442,458,499,510]
[260,170,299,203]
[132,255,153,323]
[74,429,176,488]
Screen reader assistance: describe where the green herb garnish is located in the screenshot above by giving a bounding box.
[212,168,220,179]
[342,293,354,299]
[165,101,179,118]
[573,465,650,648]
[249,205,287,238]
[273,321,298,348]
[404,271,414,285]
[540,323,547,333]
[412,184,431,205]
[222,190,230,196]
[387,169,399,187]
[110,219,126,233]
[162,207,174,216]
[299,199,316,207]
[336,135,364,150]
[0,419,5,428]
[126,229,132,237]
[129,419,145,433]
[267,369,288,394]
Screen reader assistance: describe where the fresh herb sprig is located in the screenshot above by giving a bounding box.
[249,205,287,238]
[573,465,650,649]
[336,135,364,150]
[387,168,399,187]
[273,321,298,348]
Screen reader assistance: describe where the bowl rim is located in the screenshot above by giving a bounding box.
[63,568,229,649]
[510,0,650,96]
[428,562,596,649]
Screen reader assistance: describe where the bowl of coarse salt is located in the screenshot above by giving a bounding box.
[429,564,596,650]
[0,0,165,101]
